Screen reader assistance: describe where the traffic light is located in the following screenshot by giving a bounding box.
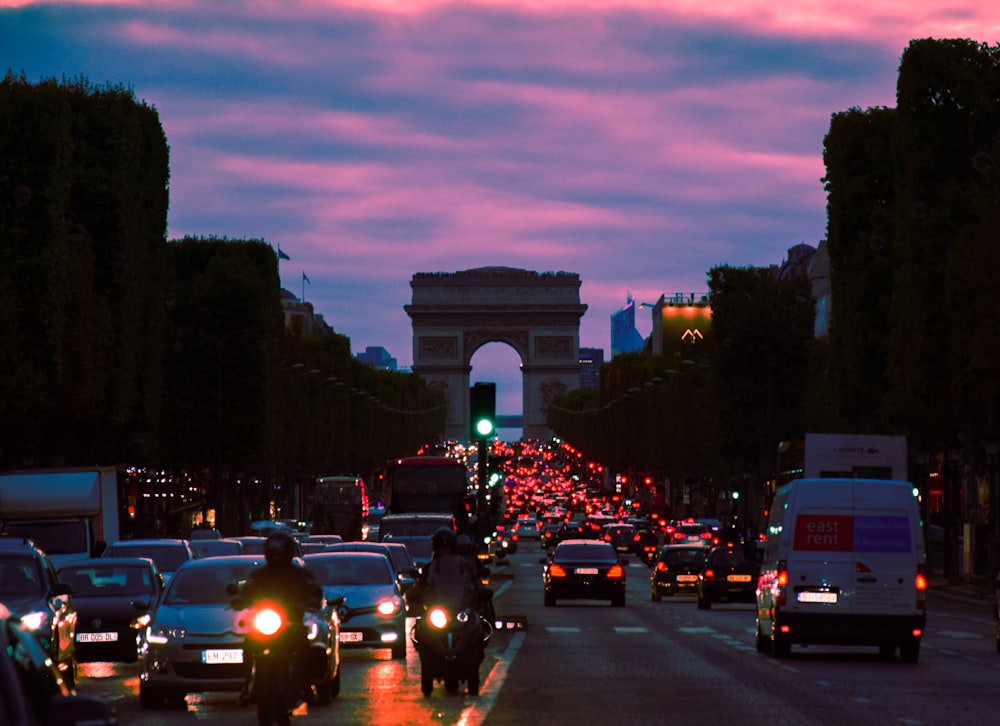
[469,382,496,440]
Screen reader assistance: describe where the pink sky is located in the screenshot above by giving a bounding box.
[5,1,999,423]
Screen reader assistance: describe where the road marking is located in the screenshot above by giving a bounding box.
[939,630,981,639]
[614,627,648,634]
[546,626,581,633]
[678,626,716,634]
[816,680,831,687]
[458,631,525,726]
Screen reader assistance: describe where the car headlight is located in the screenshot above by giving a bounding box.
[20,611,48,631]
[376,598,402,617]
[147,624,187,644]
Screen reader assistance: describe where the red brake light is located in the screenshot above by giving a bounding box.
[703,568,715,581]
[700,532,712,539]
[916,563,928,610]
[632,535,641,542]
[606,564,624,579]
[656,562,667,572]
[549,563,567,578]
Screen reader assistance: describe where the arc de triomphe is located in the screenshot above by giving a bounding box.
[405,267,588,441]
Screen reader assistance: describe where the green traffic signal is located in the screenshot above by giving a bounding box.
[469,382,496,440]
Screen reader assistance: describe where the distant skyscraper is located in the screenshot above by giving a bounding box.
[579,347,604,389]
[356,345,397,371]
[610,295,645,357]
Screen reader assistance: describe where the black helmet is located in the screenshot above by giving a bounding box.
[456,533,474,555]
[431,526,457,554]
[264,530,296,566]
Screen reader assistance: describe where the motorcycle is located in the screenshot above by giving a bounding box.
[229,585,340,726]
[410,586,492,696]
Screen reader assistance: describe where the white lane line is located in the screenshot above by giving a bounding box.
[458,631,526,726]
[546,626,581,633]
[614,627,648,634]
[938,630,982,639]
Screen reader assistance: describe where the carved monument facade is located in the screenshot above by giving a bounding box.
[406,267,587,440]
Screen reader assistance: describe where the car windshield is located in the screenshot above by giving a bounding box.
[164,564,255,605]
[59,565,153,596]
[710,550,759,567]
[191,541,243,558]
[1,520,88,556]
[308,556,392,586]
[107,544,189,572]
[555,544,616,562]
[0,559,43,598]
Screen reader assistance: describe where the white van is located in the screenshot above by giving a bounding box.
[755,478,927,662]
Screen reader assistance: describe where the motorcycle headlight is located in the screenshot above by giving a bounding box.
[147,624,187,644]
[20,611,48,631]
[376,598,402,618]
[428,607,449,629]
[253,608,283,637]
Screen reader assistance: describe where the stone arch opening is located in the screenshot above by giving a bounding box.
[405,267,587,441]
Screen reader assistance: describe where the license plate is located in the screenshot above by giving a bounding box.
[77,632,118,643]
[576,567,598,575]
[202,649,243,664]
[728,574,752,583]
[798,591,838,604]
[339,631,364,643]
[677,575,698,582]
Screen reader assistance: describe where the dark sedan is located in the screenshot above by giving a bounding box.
[58,557,163,663]
[650,545,708,600]
[542,540,626,607]
[696,545,762,609]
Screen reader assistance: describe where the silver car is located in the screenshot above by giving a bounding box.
[139,555,341,709]
[305,552,407,659]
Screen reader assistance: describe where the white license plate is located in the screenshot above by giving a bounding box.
[576,567,599,575]
[728,574,752,583]
[339,631,364,643]
[677,575,698,582]
[77,632,119,643]
[202,649,243,664]
[797,591,838,604]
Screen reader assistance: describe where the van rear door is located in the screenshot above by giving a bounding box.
[787,481,857,613]
[851,481,921,615]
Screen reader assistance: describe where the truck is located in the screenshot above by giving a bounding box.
[305,475,370,541]
[386,456,470,533]
[803,433,907,481]
[0,466,121,567]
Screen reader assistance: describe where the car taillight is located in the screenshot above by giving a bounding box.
[606,564,624,579]
[915,564,928,610]
[656,562,667,572]
[549,563,568,578]
[702,568,715,581]
[776,560,788,606]
[700,532,712,539]
[633,534,641,543]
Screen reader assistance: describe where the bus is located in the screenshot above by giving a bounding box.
[306,476,369,541]
[386,456,470,533]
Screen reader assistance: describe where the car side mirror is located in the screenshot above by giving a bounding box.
[131,597,151,612]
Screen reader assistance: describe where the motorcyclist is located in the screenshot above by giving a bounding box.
[231,530,323,705]
[456,533,495,625]
[417,527,479,611]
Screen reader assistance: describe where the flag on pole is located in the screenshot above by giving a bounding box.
[303,271,310,284]
[277,245,290,261]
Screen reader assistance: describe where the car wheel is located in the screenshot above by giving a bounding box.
[467,666,480,695]
[878,643,896,660]
[612,593,625,607]
[420,664,434,696]
[755,623,769,653]
[772,632,791,658]
[697,596,710,610]
[652,587,662,602]
[329,665,341,699]
[899,638,920,663]
[391,640,406,660]
[139,683,163,710]
[544,591,555,607]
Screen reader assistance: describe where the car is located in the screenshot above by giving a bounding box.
[600,523,642,556]
[305,552,408,659]
[493,524,519,555]
[139,555,341,709]
[57,557,163,663]
[188,528,222,541]
[303,534,344,548]
[540,523,562,549]
[665,521,715,547]
[378,514,454,570]
[542,539,627,607]
[512,518,541,540]
[0,602,117,726]
[696,545,761,609]
[0,537,78,688]
[650,545,708,600]
[322,542,419,589]
[101,539,197,585]
[189,538,246,559]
